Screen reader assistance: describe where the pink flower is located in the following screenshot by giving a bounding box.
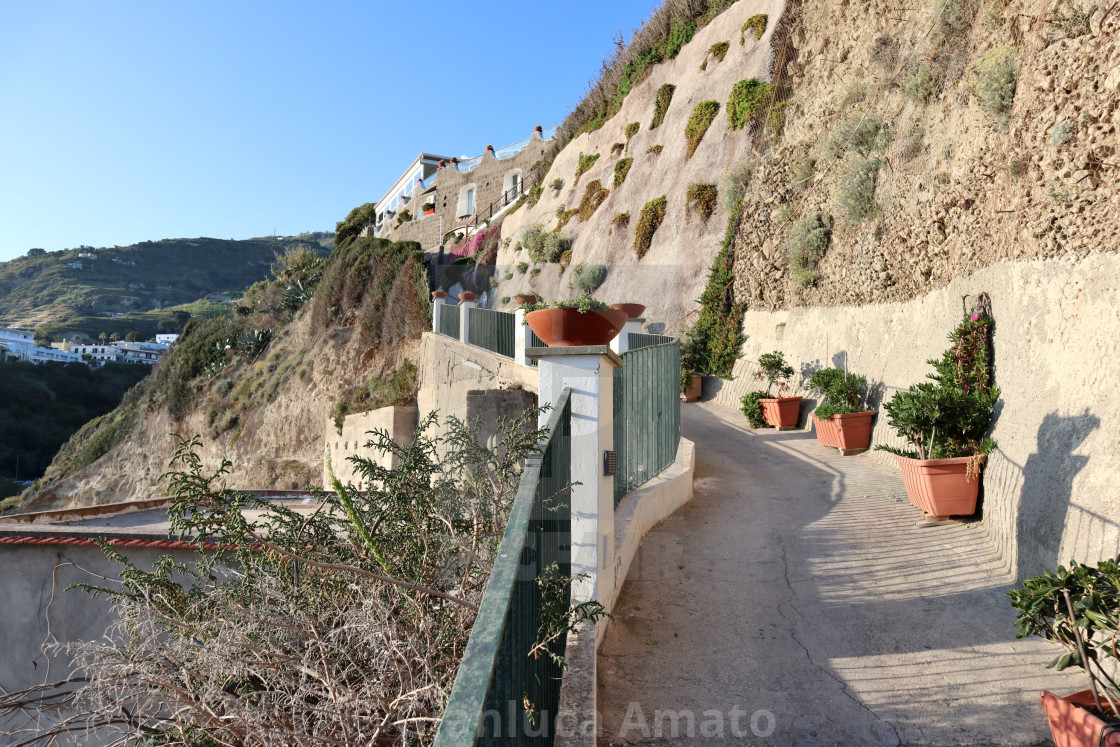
[963,384,970,393]
[970,313,980,321]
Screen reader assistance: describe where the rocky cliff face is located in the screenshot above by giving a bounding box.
[489,0,1116,328]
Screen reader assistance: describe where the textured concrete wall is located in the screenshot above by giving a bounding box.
[0,544,176,693]
[322,405,418,489]
[708,253,1120,581]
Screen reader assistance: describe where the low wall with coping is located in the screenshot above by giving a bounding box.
[556,437,697,746]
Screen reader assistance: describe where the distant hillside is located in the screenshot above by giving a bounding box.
[0,233,334,339]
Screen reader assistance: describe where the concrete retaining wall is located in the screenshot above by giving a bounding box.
[707,253,1120,581]
[322,405,418,488]
[416,331,538,428]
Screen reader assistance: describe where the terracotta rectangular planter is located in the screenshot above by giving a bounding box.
[681,374,702,403]
[894,453,984,518]
[813,411,874,454]
[760,396,802,429]
[1040,690,1120,747]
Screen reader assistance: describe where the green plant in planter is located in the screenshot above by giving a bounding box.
[553,293,610,313]
[877,310,999,460]
[1009,558,1120,716]
[739,391,770,428]
[808,368,867,419]
[756,351,794,395]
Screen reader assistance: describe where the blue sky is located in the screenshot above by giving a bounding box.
[0,1,658,261]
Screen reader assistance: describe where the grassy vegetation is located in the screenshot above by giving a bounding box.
[974,46,1019,127]
[650,84,676,130]
[574,152,600,183]
[685,100,721,159]
[0,234,333,339]
[625,121,640,152]
[646,144,664,155]
[560,0,741,138]
[686,183,719,224]
[833,158,882,222]
[332,362,418,433]
[727,79,773,131]
[577,180,610,222]
[741,14,768,43]
[788,212,833,287]
[680,203,745,378]
[613,157,634,187]
[612,212,631,231]
[634,196,668,257]
[572,264,608,294]
[700,41,730,70]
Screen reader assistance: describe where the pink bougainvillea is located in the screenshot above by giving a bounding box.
[449,224,501,261]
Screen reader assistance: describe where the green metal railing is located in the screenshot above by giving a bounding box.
[468,307,516,358]
[526,328,545,367]
[628,332,676,350]
[438,303,460,339]
[434,390,573,746]
[613,339,681,505]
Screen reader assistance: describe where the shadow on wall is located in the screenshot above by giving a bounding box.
[1014,410,1100,582]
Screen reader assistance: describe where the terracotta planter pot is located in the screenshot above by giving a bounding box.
[1040,690,1120,747]
[458,292,479,302]
[813,411,874,454]
[893,453,985,518]
[681,374,702,403]
[423,207,435,216]
[610,303,646,319]
[759,396,802,429]
[431,290,447,299]
[525,307,627,347]
[514,294,539,305]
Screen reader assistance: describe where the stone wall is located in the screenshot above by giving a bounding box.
[322,405,418,489]
[708,253,1120,581]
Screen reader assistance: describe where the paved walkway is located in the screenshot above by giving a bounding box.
[597,403,1080,746]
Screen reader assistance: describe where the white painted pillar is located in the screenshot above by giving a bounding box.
[458,299,476,345]
[609,317,645,356]
[513,309,529,367]
[531,346,620,636]
[431,296,445,333]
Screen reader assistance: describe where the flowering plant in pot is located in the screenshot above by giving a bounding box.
[876,309,999,518]
[808,368,874,454]
[1008,559,1120,746]
[525,294,627,347]
[753,351,801,429]
[422,202,436,215]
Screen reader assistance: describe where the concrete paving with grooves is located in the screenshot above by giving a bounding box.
[597,402,1081,746]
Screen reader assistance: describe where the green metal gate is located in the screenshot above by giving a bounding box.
[613,339,681,506]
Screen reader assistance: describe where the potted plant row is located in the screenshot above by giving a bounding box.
[876,309,999,519]
[524,294,627,347]
[1009,559,1120,746]
[808,368,875,455]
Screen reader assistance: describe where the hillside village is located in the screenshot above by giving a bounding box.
[2,0,1120,743]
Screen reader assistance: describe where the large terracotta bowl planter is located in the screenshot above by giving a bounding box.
[525,307,627,347]
[458,292,479,302]
[681,374,702,403]
[894,453,985,518]
[514,293,539,305]
[431,290,447,299]
[812,411,874,455]
[1040,690,1120,747]
[610,303,646,319]
[760,396,802,429]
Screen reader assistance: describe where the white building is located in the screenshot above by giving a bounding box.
[374,153,452,232]
[116,341,169,365]
[64,343,123,366]
[0,330,84,364]
[155,333,180,345]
